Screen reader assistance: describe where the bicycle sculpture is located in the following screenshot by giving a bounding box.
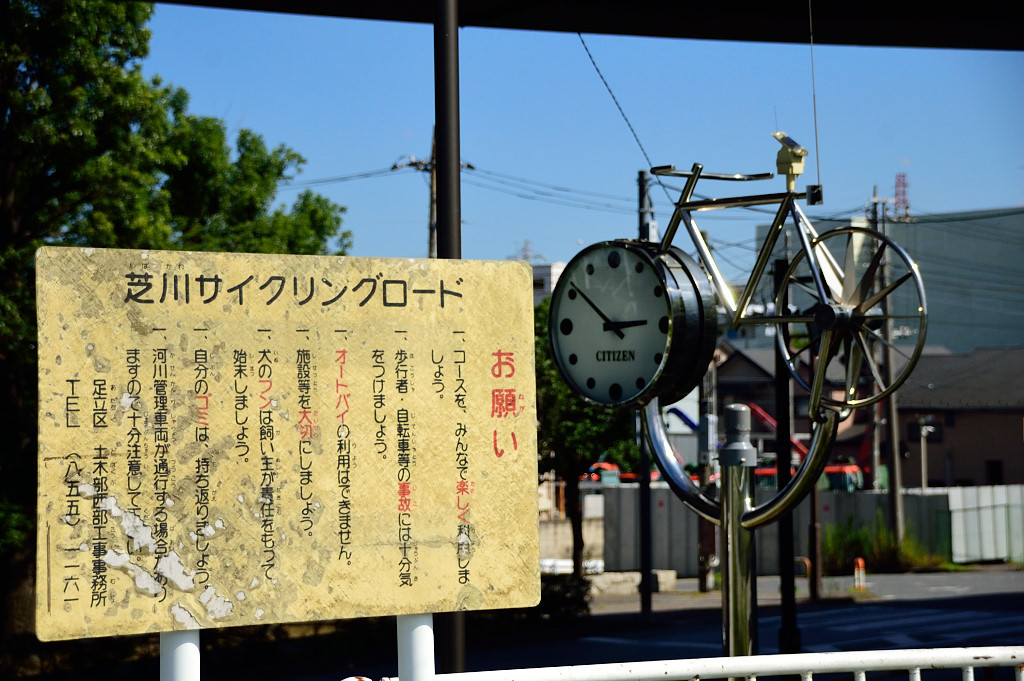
[548,133,927,652]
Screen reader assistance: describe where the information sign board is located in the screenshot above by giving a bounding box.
[35,247,539,641]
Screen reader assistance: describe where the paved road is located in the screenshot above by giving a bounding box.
[296,567,1024,681]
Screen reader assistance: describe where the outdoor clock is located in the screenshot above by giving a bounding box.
[548,239,717,408]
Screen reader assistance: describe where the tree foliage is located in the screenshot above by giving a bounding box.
[534,297,637,576]
[0,0,350,551]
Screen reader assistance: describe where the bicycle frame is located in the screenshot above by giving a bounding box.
[652,162,841,327]
[649,161,926,422]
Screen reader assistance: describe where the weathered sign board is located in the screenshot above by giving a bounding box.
[35,247,540,641]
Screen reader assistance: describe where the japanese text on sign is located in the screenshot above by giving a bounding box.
[36,247,539,641]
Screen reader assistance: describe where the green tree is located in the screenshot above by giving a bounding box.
[1,0,176,555]
[0,0,349,557]
[166,117,350,255]
[535,297,637,578]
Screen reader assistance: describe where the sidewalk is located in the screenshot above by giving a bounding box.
[586,565,1024,616]
[588,573,852,615]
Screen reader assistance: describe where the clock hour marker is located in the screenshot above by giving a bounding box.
[549,239,715,409]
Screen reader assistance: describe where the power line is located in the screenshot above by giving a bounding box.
[279,166,403,189]
[462,175,635,213]
[468,167,634,203]
[577,33,655,172]
[281,160,638,213]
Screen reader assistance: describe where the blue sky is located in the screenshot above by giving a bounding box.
[143,4,1024,282]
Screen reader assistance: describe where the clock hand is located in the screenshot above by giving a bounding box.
[604,319,649,332]
[569,282,625,339]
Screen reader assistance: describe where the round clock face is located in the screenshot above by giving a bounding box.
[549,241,674,407]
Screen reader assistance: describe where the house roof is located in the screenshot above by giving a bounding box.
[715,338,1022,412]
[716,337,915,386]
[897,346,1024,410]
[717,340,777,381]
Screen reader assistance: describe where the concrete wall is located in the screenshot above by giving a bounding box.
[601,484,1023,576]
[539,518,604,561]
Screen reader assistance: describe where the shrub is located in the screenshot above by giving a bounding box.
[822,512,944,575]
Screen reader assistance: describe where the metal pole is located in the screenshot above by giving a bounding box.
[774,260,801,653]
[918,417,934,489]
[398,614,436,681]
[160,630,200,681]
[434,0,464,670]
[698,367,717,593]
[720,404,756,659]
[808,486,822,601]
[634,419,651,614]
[637,170,655,618]
[920,427,928,489]
[872,188,904,544]
[434,0,461,261]
[428,130,438,259]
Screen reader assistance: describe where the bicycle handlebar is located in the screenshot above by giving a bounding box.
[651,164,774,182]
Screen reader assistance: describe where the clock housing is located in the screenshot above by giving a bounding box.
[548,239,716,408]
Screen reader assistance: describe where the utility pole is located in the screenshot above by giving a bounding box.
[637,170,656,618]
[428,133,438,258]
[698,365,718,593]
[774,259,800,651]
[871,186,905,545]
[392,129,473,260]
[434,1,464,672]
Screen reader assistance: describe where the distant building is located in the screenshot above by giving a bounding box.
[715,337,1024,487]
[759,206,1024,353]
[531,261,565,307]
[897,346,1024,486]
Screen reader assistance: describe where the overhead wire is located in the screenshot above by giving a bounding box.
[279,161,637,213]
[279,166,399,189]
[468,166,635,202]
[461,174,635,214]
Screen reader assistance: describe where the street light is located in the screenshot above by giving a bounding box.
[917,415,935,489]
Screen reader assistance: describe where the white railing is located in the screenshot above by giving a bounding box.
[378,642,1023,681]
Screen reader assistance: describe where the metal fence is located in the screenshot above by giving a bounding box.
[380,646,1023,681]
[602,485,1024,575]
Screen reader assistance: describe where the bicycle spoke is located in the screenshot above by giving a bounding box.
[853,330,888,393]
[814,241,844,302]
[789,276,821,303]
[843,335,863,402]
[808,328,833,417]
[777,224,926,410]
[860,323,917,363]
[841,234,860,303]
[882,313,926,320]
[845,241,886,307]
[762,314,816,324]
[857,270,914,314]
[823,329,844,370]
[788,326,824,361]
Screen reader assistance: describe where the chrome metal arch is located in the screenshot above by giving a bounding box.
[641,398,839,529]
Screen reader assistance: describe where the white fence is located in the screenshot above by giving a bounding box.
[380,645,1023,681]
[948,486,1024,563]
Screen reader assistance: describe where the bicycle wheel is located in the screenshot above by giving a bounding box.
[776,226,927,417]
